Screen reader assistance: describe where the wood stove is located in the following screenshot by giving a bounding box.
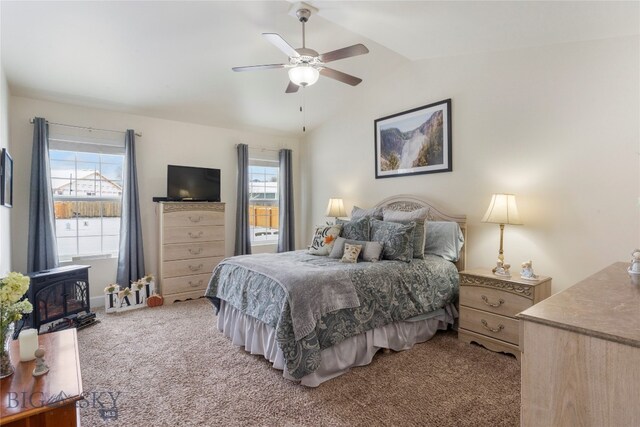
[26,265,91,333]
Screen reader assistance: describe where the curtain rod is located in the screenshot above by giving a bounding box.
[29,118,142,137]
[237,144,285,153]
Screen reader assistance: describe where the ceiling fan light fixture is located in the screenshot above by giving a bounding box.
[288,64,319,87]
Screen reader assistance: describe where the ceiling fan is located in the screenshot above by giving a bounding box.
[232,8,369,93]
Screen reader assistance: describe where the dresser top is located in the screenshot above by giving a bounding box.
[461,268,551,286]
[518,262,640,348]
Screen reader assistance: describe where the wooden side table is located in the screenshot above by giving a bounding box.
[1,329,83,426]
[457,268,551,360]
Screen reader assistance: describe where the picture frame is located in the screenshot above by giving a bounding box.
[374,98,452,179]
[1,148,13,208]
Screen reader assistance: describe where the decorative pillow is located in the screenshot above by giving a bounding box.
[309,224,342,256]
[337,216,370,241]
[424,221,465,262]
[351,205,384,220]
[370,219,415,262]
[341,243,362,263]
[383,208,429,259]
[329,237,384,262]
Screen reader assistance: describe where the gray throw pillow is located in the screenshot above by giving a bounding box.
[424,221,465,262]
[351,205,384,220]
[337,216,370,241]
[383,208,429,259]
[370,219,415,262]
[329,237,384,262]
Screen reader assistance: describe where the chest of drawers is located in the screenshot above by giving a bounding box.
[457,268,551,360]
[158,202,225,304]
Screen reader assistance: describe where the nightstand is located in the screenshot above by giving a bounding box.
[458,268,551,360]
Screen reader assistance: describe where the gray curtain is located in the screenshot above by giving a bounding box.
[277,149,295,252]
[117,130,145,287]
[27,117,58,272]
[234,144,251,255]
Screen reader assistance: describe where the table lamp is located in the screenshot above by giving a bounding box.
[326,198,346,223]
[481,194,522,276]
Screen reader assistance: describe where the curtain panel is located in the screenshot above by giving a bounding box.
[234,144,252,255]
[27,117,59,272]
[277,148,295,252]
[116,130,145,286]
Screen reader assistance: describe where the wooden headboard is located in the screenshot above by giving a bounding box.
[374,194,467,271]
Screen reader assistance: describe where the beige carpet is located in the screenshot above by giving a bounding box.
[77,299,520,426]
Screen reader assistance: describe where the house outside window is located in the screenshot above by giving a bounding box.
[248,154,279,245]
[49,132,125,262]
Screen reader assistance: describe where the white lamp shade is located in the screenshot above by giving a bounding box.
[326,198,347,218]
[481,194,523,225]
[288,65,320,87]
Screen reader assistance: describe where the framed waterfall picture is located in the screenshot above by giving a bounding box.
[0,148,12,207]
[374,98,452,179]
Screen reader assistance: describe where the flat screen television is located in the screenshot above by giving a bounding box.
[167,165,220,202]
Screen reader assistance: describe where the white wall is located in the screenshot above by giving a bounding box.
[303,36,640,292]
[9,96,301,302]
[0,67,11,275]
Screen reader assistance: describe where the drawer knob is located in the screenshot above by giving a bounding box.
[189,216,203,223]
[480,319,504,333]
[188,264,204,272]
[188,248,203,255]
[188,280,203,288]
[481,295,505,308]
[188,231,204,239]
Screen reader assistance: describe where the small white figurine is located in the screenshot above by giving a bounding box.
[492,259,511,277]
[32,348,49,377]
[629,249,640,274]
[520,260,539,281]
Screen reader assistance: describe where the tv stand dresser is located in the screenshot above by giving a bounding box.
[157,202,225,304]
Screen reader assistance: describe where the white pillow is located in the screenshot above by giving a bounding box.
[341,243,362,263]
[308,224,342,256]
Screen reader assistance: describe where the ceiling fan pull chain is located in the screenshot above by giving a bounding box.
[301,89,306,132]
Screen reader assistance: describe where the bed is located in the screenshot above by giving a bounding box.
[205,195,466,386]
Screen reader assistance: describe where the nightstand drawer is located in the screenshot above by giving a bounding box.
[460,286,531,318]
[460,307,519,345]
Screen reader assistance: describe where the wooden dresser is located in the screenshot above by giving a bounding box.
[158,202,225,304]
[519,263,640,426]
[458,269,551,360]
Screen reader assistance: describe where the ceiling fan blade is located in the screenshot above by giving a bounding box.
[285,81,299,93]
[232,64,287,72]
[319,44,369,63]
[263,33,300,58]
[319,67,363,86]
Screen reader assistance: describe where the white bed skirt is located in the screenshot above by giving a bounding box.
[217,301,458,387]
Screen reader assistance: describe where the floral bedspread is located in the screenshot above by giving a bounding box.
[205,250,459,379]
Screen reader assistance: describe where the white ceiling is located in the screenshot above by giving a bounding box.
[1,1,638,136]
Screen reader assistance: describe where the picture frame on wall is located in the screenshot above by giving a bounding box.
[374,98,452,179]
[1,148,13,208]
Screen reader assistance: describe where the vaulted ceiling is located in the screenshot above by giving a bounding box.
[1,1,638,136]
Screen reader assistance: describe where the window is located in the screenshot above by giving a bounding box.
[248,156,279,245]
[49,146,124,262]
